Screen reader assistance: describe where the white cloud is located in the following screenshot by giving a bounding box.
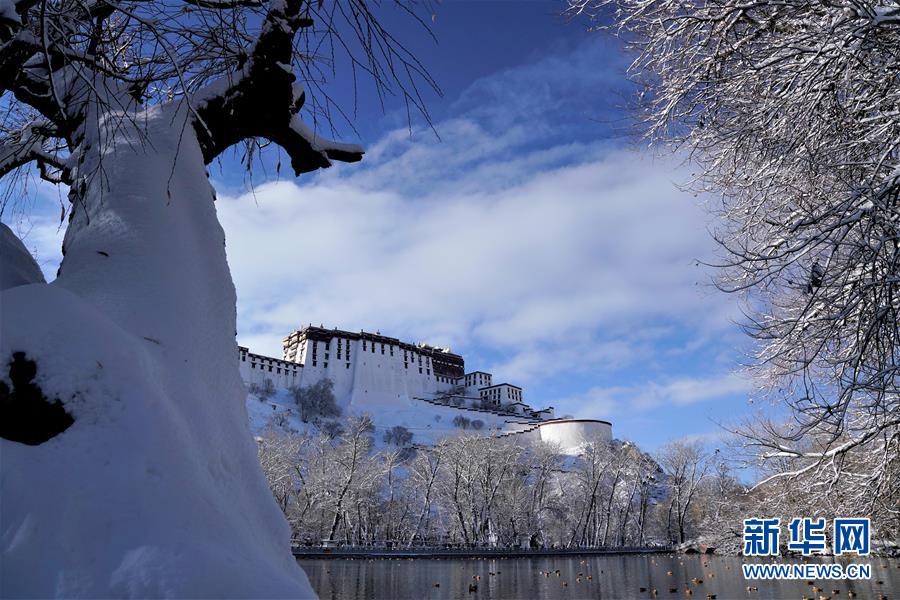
[673,430,731,446]
[216,145,733,378]
[4,211,65,280]
[569,372,753,418]
[5,39,746,424]
[210,38,743,388]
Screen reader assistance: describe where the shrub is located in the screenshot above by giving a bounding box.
[452,415,471,429]
[320,420,344,439]
[249,378,276,400]
[290,378,341,423]
[383,425,413,447]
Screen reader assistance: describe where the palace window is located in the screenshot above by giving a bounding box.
[346,363,350,369]
[324,362,328,368]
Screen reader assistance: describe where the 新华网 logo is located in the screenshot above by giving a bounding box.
[741,517,872,581]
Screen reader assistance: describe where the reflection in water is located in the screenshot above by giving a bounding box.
[299,554,898,600]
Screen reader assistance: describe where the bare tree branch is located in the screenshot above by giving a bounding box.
[0,119,70,183]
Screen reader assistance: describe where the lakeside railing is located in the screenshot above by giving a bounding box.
[291,544,675,559]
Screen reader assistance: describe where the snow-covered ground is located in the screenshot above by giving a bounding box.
[248,387,535,448]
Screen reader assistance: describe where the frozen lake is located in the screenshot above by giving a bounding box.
[298,553,898,599]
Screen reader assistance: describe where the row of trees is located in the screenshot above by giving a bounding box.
[255,373,898,546]
[257,422,749,549]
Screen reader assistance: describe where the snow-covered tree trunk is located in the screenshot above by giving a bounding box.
[0,0,435,593]
[1,102,318,596]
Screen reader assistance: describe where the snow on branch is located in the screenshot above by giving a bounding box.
[191,0,363,173]
[269,115,363,173]
[572,0,900,516]
[181,0,265,7]
[0,120,69,183]
[288,117,363,163]
[1,0,433,184]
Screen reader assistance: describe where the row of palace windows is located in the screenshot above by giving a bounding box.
[307,360,353,370]
[336,338,350,361]
[403,362,430,375]
[465,373,491,387]
[404,351,430,366]
[362,340,395,357]
[248,361,299,377]
[242,353,296,369]
[479,386,522,402]
[304,338,444,376]
[481,388,502,400]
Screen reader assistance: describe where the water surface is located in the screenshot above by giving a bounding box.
[299,553,898,600]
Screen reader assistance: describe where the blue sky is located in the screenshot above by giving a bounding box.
[5,0,757,452]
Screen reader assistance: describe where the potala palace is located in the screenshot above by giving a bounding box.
[240,325,611,454]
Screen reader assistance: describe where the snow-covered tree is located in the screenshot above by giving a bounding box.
[568,441,616,546]
[573,0,900,520]
[0,0,433,595]
[694,453,749,553]
[255,427,691,549]
[658,441,708,544]
[257,428,303,513]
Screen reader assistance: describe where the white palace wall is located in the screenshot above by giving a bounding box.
[239,347,301,390]
[536,419,613,453]
[242,335,460,410]
[307,337,458,410]
[240,327,613,455]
